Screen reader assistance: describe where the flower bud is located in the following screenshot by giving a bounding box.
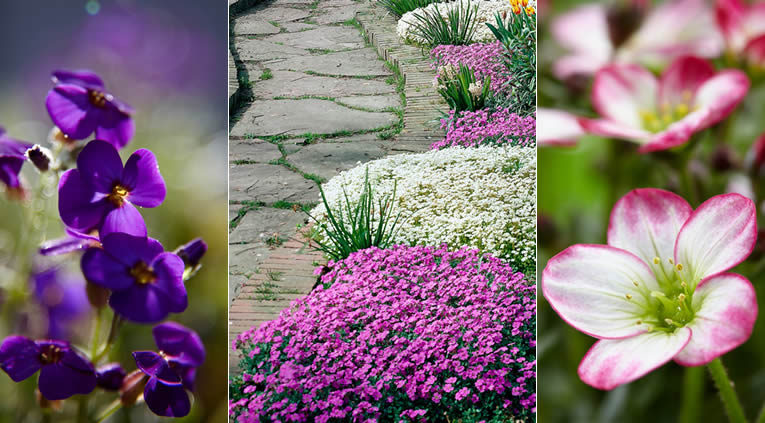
[119,369,148,407]
[25,145,53,172]
[175,238,207,268]
[96,363,127,391]
[710,145,740,172]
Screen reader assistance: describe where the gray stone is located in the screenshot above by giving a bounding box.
[230,99,398,137]
[320,0,359,7]
[263,26,365,50]
[252,70,395,98]
[337,94,401,111]
[229,205,242,225]
[229,163,318,203]
[288,141,388,180]
[313,6,361,25]
[270,0,314,4]
[236,39,307,62]
[234,19,280,36]
[242,7,310,23]
[278,22,318,32]
[229,273,248,303]
[230,139,282,163]
[266,49,391,77]
[229,207,307,244]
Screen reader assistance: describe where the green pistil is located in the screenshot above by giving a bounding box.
[639,99,694,133]
[633,257,697,332]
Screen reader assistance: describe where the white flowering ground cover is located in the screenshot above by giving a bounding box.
[397,0,513,45]
[311,145,537,273]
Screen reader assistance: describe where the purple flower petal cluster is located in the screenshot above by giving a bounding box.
[230,245,536,422]
[46,70,135,149]
[432,108,536,149]
[0,128,32,191]
[431,42,509,93]
[32,267,89,340]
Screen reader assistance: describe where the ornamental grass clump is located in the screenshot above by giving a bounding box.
[433,107,536,149]
[408,0,478,47]
[230,245,536,423]
[377,0,441,18]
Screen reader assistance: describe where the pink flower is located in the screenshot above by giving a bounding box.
[537,108,583,147]
[579,56,749,152]
[542,188,758,390]
[552,0,722,79]
[715,0,765,66]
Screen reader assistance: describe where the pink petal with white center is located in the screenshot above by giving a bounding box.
[744,35,765,67]
[542,244,660,339]
[551,5,612,79]
[674,273,757,366]
[592,64,658,129]
[578,328,691,390]
[675,193,757,283]
[715,0,747,50]
[537,109,582,146]
[608,188,692,277]
[742,4,765,48]
[657,57,715,108]
[578,118,652,144]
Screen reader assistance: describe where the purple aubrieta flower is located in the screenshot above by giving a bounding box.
[0,336,96,400]
[39,227,100,256]
[32,267,89,340]
[133,322,205,417]
[0,127,32,191]
[46,70,135,149]
[96,363,127,391]
[58,139,166,238]
[81,232,187,323]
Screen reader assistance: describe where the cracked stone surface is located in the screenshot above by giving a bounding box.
[314,6,362,24]
[253,71,396,98]
[230,208,307,244]
[337,94,401,111]
[236,39,307,61]
[234,19,281,36]
[230,99,398,137]
[278,22,318,32]
[241,7,310,23]
[229,139,282,163]
[287,141,388,180]
[264,49,391,77]
[263,26,366,50]
[229,164,317,203]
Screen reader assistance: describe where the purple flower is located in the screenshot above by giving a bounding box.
[0,336,96,400]
[46,70,135,149]
[39,228,100,256]
[175,238,207,268]
[58,140,166,237]
[81,233,186,323]
[96,363,126,391]
[133,322,205,417]
[0,128,32,191]
[32,267,89,340]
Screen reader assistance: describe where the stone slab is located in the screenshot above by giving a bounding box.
[263,26,365,50]
[229,207,307,244]
[252,70,395,98]
[234,19,280,36]
[229,139,282,163]
[287,141,388,180]
[278,22,318,32]
[229,163,318,203]
[265,49,391,77]
[236,39,307,62]
[230,99,398,137]
[313,6,361,25]
[337,94,400,111]
[241,7,310,23]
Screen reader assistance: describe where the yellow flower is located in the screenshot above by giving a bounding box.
[525,6,535,15]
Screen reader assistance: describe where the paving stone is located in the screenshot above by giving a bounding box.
[229,139,282,163]
[288,141,388,180]
[229,205,242,224]
[270,0,314,5]
[234,19,280,36]
[252,70,395,98]
[337,94,401,111]
[242,6,310,23]
[263,26,365,50]
[229,273,247,303]
[278,22,318,32]
[229,163,318,203]
[265,49,391,77]
[236,39,307,62]
[320,0,359,7]
[229,207,307,244]
[313,6,361,25]
[230,99,398,137]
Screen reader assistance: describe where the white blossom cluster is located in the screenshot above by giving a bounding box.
[310,146,537,270]
[396,0,513,46]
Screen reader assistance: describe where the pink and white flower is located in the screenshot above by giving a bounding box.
[542,189,758,390]
[537,108,583,147]
[579,56,749,152]
[715,0,765,66]
[552,0,722,80]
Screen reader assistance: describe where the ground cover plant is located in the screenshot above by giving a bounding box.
[432,107,536,149]
[230,245,536,422]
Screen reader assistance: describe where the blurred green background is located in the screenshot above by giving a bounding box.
[0,1,228,422]
[539,1,765,422]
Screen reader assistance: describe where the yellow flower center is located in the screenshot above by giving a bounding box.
[107,184,129,207]
[88,90,107,108]
[130,261,157,285]
[39,345,63,365]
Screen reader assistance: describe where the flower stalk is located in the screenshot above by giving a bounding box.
[708,358,748,423]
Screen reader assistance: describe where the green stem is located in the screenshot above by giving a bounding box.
[94,313,122,363]
[757,402,765,423]
[680,366,705,423]
[77,396,88,423]
[708,358,748,423]
[90,308,103,360]
[95,399,123,423]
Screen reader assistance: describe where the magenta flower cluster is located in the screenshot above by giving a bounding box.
[431,42,509,93]
[230,245,536,422]
[432,108,536,149]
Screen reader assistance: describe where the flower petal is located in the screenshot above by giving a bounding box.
[76,140,124,194]
[551,4,612,79]
[657,56,715,107]
[715,0,746,49]
[144,376,191,417]
[122,149,166,208]
[39,236,91,256]
[578,118,652,143]
[81,247,134,291]
[45,85,98,140]
[591,64,658,129]
[101,203,147,238]
[542,244,659,339]
[674,273,757,366]
[95,110,134,150]
[52,70,104,90]
[151,253,188,314]
[578,328,691,390]
[38,352,97,400]
[744,34,765,68]
[132,351,181,384]
[153,322,205,368]
[675,193,757,282]
[0,336,41,382]
[537,109,583,147]
[58,169,108,233]
[100,233,164,268]
[109,286,171,323]
[608,188,692,278]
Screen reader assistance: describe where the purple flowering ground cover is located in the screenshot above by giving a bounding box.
[230,245,536,422]
[431,108,536,149]
[431,42,509,94]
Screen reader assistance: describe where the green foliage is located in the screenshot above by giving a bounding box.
[307,169,403,261]
[410,1,478,47]
[436,64,491,113]
[487,11,536,116]
[377,0,440,18]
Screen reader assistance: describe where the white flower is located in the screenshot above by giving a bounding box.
[397,0,512,45]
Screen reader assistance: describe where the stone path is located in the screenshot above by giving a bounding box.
[228,0,446,371]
